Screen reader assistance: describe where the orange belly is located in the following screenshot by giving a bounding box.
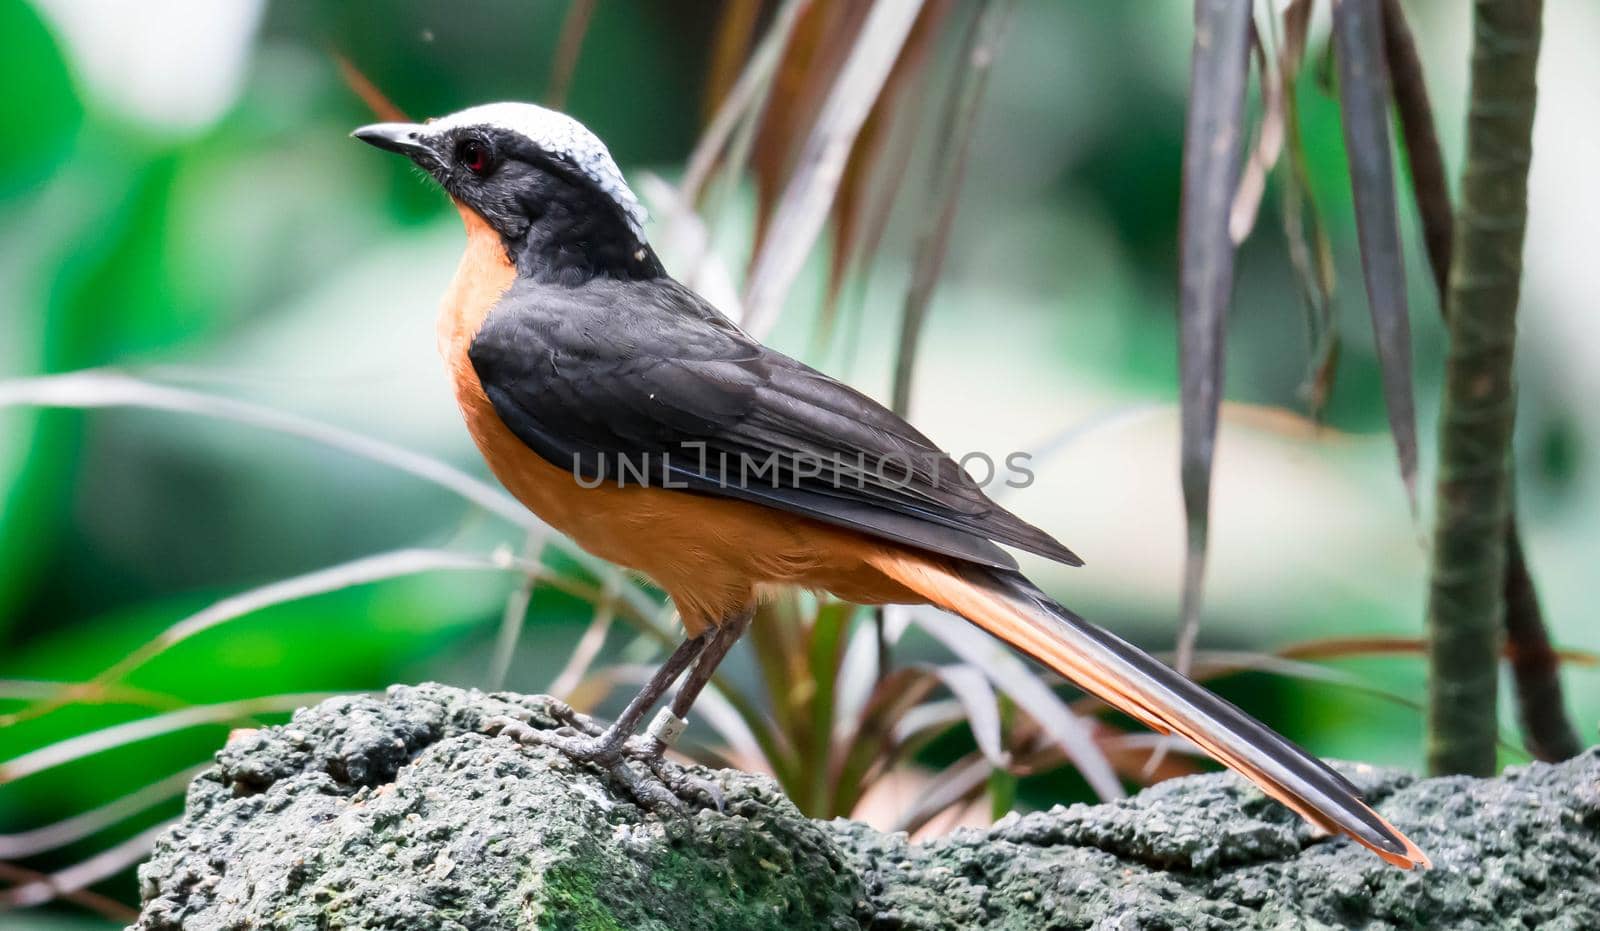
[438,205,917,632]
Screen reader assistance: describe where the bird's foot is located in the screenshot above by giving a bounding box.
[483,714,721,814]
[633,750,726,813]
[526,697,606,737]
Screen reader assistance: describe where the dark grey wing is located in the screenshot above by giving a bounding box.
[469,277,1081,570]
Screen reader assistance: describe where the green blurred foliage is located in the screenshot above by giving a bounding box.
[0,0,1594,922]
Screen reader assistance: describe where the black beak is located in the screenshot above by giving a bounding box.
[351,122,433,159]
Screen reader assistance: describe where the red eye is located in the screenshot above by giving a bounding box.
[459,140,491,175]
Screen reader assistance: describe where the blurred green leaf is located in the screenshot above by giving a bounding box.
[804,599,853,812]
[0,0,81,201]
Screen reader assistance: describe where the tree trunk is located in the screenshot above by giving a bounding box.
[1382,0,1579,765]
[1424,0,1543,777]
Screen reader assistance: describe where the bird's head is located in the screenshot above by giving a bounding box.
[353,102,662,283]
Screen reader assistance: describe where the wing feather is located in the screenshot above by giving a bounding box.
[469,277,1081,569]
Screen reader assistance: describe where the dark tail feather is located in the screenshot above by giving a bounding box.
[869,552,1430,869]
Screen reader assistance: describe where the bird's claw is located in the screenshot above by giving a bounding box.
[483,715,720,815]
[605,758,687,814]
[536,698,606,737]
[640,754,726,813]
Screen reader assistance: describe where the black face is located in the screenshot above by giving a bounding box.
[353,121,663,284]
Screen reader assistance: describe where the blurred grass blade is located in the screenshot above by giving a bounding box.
[639,173,747,322]
[820,0,951,344]
[890,697,963,744]
[544,0,596,109]
[0,764,202,858]
[1176,0,1253,676]
[6,548,524,727]
[489,530,551,690]
[890,0,1017,415]
[741,0,926,339]
[748,2,864,241]
[805,600,854,802]
[1332,0,1418,512]
[831,666,938,816]
[747,602,803,756]
[831,617,889,743]
[674,0,808,299]
[88,549,517,703]
[891,753,990,835]
[1099,733,1206,758]
[1005,404,1167,491]
[0,369,670,631]
[0,861,136,922]
[1276,633,1596,666]
[680,683,767,769]
[681,0,810,205]
[922,663,1008,768]
[1180,649,1388,688]
[1178,648,1526,759]
[0,370,539,531]
[0,679,183,712]
[546,568,621,698]
[1067,644,1442,722]
[0,692,341,785]
[1,822,170,910]
[912,608,1121,800]
[1006,717,1197,786]
[1281,0,1312,62]
[988,752,1018,821]
[331,50,408,121]
[704,666,798,785]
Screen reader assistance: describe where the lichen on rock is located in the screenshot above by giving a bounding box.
[134,683,1600,930]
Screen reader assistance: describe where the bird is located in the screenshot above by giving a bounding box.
[353,101,1428,870]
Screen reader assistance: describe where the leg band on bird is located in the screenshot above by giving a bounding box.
[645,708,689,748]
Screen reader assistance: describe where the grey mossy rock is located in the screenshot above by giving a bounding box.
[135,683,1600,930]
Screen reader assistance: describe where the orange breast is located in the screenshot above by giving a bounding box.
[437,204,919,632]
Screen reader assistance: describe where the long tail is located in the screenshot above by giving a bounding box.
[869,551,1430,870]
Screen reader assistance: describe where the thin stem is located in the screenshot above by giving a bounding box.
[544,0,597,110]
[1501,509,1582,760]
[889,0,1017,416]
[1380,0,1454,301]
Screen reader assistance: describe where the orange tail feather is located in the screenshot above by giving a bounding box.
[869,552,1430,870]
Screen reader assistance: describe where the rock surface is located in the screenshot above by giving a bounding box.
[135,684,1600,930]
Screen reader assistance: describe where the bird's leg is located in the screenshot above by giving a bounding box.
[487,609,758,814]
[640,605,755,759]
[628,606,756,810]
[485,630,708,771]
